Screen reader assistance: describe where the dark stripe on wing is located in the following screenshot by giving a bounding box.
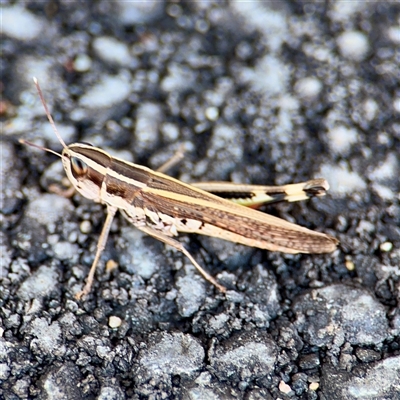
[70,145,111,168]
[140,190,338,253]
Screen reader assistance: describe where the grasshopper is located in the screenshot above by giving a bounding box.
[21,78,338,299]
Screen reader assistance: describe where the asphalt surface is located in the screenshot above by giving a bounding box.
[1,2,400,399]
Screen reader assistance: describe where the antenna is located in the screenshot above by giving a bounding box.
[33,77,68,149]
[18,138,62,158]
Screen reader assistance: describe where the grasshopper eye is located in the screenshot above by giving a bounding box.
[71,157,88,175]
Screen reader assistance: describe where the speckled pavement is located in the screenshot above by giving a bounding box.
[1,2,399,399]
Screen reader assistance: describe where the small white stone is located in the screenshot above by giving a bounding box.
[241,55,289,96]
[93,37,132,66]
[279,380,292,394]
[319,164,366,195]
[135,102,163,152]
[79,73,132,109]
[327,125,358,154]
[80,220,92,234]
[3,6,44,40]
[363,99,378,121]
[393,97,400,113]
[372,183,395,201]
[369,153,397,181]
[387,27,400,44]
[205,106,219,121]
[109,316,122,328]
[161,123,179,142]
[117,2,163,24]
[337,31,369,61]
[345,259,355,271]
[295,77,322,100]
[380,242,393,252]
[74,54,92,72]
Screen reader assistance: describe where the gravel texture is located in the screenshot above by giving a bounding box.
[1,2,400,399]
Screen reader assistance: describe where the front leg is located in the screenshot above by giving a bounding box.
[76,205,118,299]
